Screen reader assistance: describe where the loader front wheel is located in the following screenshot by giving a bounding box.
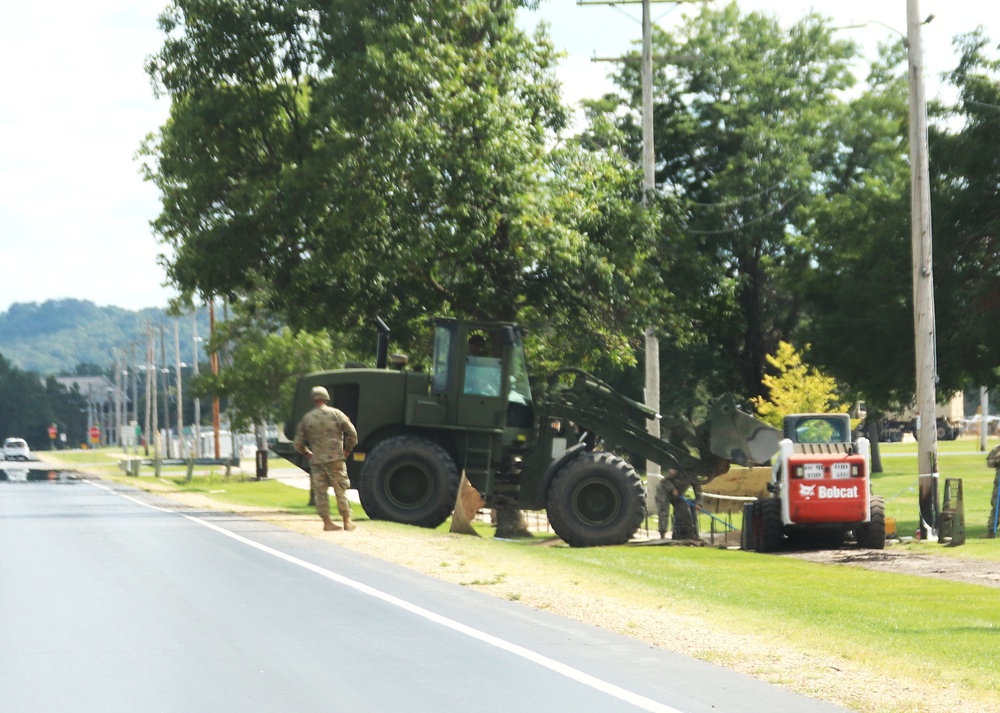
[546,452,644,547]
[359,436,460,528]
[754,498,784,553]
[855,495,887,550]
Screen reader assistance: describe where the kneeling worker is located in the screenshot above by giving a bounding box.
[294,386,359,531]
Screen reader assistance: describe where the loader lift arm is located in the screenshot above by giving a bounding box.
[544,369,780,494]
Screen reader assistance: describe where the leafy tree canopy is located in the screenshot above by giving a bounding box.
[193,300,348,430]
[587,2,862,408]
[143,0,662,372]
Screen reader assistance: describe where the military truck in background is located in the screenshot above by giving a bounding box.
[862,393,964,442]
[273,317,781,547]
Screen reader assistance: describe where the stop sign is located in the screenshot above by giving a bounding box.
[89,426,101,443]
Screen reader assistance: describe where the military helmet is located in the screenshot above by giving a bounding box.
[311,386,330,401]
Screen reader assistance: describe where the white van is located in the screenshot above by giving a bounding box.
[3,438,31,461]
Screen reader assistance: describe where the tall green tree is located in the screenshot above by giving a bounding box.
[143,0,660,369]
[195,306,345,433]
[802,31,1000,422]
[932,30,1000,391]
[796,41,915,413]
[590,3,861,408]
[0,356,86,449]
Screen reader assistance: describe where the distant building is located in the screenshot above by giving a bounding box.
[52,375,126,445]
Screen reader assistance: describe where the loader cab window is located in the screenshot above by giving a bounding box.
[431,324,454,393]
[505,330,534,428]
[789,416,848,444]
[463,333,503,397]
[507,337,531,406]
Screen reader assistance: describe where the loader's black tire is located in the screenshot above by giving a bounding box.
[546,451,644,547]
[358,435,460,528]
[855,495,887,550]
[754,498,784,553]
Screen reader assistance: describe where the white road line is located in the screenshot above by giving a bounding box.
[89,480,687,713]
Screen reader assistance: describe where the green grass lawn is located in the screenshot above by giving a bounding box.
[871,437,998,546]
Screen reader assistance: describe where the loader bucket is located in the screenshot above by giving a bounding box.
[709,394,781,467]
[449,472,484,536]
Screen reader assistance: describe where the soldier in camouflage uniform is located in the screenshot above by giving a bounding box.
[294,386,359,531]
[655,468,700,540]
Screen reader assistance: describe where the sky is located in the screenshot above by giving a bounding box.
[0,0,996,314]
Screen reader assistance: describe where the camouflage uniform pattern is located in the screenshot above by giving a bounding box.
[294,404,359,520]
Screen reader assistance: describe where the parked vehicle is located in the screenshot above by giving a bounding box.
[273,317,780,547]
[744,413,885,552]
[857,394,964,442]
[3,438,31,461]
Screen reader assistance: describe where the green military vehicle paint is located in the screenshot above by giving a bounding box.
[273,318,780,547]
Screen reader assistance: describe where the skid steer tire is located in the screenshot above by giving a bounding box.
[546,451,644,547]
[358,435,460,529]
[755,498,784,553]
[855,495,887,550]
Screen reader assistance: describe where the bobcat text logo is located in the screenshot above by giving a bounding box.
[797,484,859,500]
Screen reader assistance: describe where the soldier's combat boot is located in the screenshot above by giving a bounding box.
[343,515,356,532]
[322,515,341,531]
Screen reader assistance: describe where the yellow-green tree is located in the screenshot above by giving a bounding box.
[752,342,848,428]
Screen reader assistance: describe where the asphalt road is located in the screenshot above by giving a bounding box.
[0,478,848,713]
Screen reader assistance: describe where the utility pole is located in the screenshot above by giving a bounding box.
[113,348,123,449]
[149,326,159,470]
[193,307,201,458]
[130,341,138,455]
[581,0,704,493]
[636,0,663,505]
[210,299,221,459]
[174,318,184,457]
[144,326,153,457]
[907,0,939,539]
[160,326,172,459]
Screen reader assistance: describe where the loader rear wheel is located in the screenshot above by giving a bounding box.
[358,435,460,528]
[754,498,784,553]
[546,452,644,548]
[855,495,886,550]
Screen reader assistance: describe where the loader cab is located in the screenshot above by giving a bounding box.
[430,319,534,433]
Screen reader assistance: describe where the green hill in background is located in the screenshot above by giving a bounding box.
[0,299,210,375]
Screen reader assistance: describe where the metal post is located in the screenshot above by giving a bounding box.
[981,387,990,452]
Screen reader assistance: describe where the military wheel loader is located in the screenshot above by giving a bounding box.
[273,318,780,547]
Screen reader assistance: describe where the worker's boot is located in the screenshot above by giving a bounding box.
[322,515,341,532]
[343,514,356,532]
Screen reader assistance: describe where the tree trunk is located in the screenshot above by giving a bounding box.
[865,417,883,474]
[494,503,532,539]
